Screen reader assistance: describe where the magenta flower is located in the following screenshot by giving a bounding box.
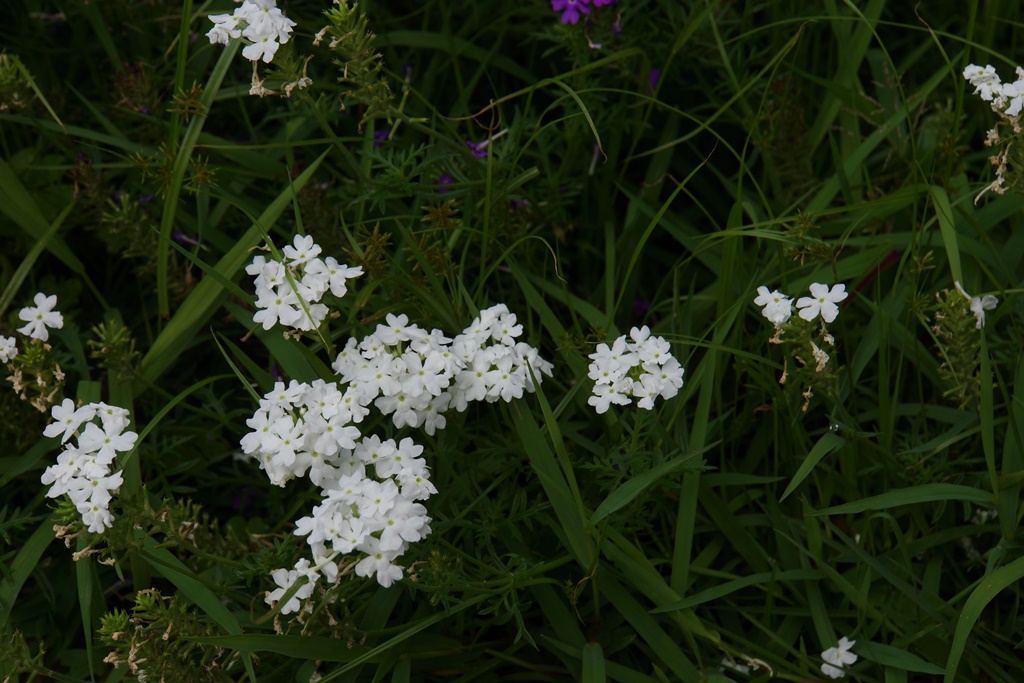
[435,174,453,194]
[465,140,489,158]
[552,0,591,25]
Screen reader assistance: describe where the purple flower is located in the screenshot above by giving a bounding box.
[632,299,651,321]
[552,0,591,25]
[592,0,614,5]
[171,231,201,247]
[435,174,453,194]
[231,486,261,512]
[647,68,661,94]
[373,130,390,147]
[465,140,489,159]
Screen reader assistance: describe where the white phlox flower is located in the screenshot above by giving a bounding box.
[0,335,18,363]
[796,283,848,324]
[586,326,683,414]
[754,286,793,326]
[17,292,64,342]
[207,0,296,64]
[252,303,551,598]
[262,433,435,603]
[963,63,1024,116]
[820,636,858,679]
[331,304,552,430]
[40,401,135,533]
[955,281,998,329]
[247,235,363,333]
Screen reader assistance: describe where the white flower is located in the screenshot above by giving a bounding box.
[821,637,858,679]
[963,64,998,86]
[40,402,134,533]
[248,235,362,333]
[955,281,998,329]
[796,283,848,323]
[0,336,17,363]
[754,286,793,326]
[44,399,97,444]
[586,328,683,413]
[207,0,295,65]
[17,292,64,342]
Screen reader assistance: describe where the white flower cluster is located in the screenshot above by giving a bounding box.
[964,64,1024,117]
[963,64,1024,200]
[241,378,366,487]
[587,325,684,414]
[265,434,435,611]
[247,381,435,602]
[754,282,848,328]
[1,292,66,362]
[820,636,858,679]
[244,301,552,597]
[755,283,847,376]
[332,305,554,432]
[207,0,296,63]
[246,235,363,333]
[40,399,137,533]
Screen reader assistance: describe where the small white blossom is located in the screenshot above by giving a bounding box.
[207,0,296,64]
[17,292,64,342]
[754,286,793,326]
[955,281,999,329]
[821,637,858,679]
[796,283,848,324]
[0,336,18,363]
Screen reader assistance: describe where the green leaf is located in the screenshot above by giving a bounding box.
[651,569,820,612]
[856,641,945,675]
[946,556,1024,682]
[780,432,847,502]
[0,520,54,626]
[137,147,330,392]
[582,642,606,683]
[590,450,702,526]
[929,185,962,284]
[812,484,992,515]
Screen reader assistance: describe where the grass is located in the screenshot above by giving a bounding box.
[1,0,1023,681]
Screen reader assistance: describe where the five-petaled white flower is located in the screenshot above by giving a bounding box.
[820,636,858,679]
[17,292,64,342]
[754,286,793,326]
[0,336,17,363]
[796,283,848,324]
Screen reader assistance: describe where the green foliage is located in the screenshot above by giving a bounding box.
[1,0,1024,682]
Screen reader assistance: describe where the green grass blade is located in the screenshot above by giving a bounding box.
[930,185,963,284]
[857,642,945,675]
[0,520,54,626]
[137,147,329,392]
[812,484,993,515]
[780,432,847,502]
[156,39,239,318]
[582,642,606,683]
[945,555,1024,683]
[510,402,593,567]
[590,450,703,527]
